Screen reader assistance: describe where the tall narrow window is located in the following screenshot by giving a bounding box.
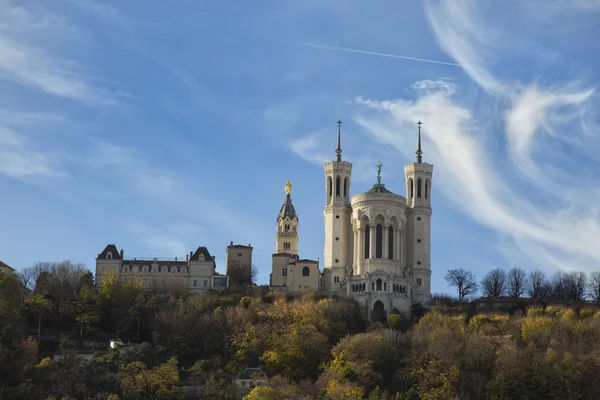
[344,177,348,197]
[409,178,414,198]
[375,224,383,258]
[328,176,332,199]
[425,179,429,199]
[336,177,341,196]
[376,279,382,291]
[388,226,394,260]
[417,178,422,198]
[364,225,370,259]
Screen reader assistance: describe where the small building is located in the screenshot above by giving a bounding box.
[235,367,267,398]
[0,261,15,275]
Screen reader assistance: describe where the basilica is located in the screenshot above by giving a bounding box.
[270,121,433,320]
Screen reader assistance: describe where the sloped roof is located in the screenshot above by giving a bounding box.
[0,261,14,271]
[190,247,214,261]
[97,244,122,260]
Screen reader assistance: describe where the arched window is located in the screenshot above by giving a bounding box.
[328,176,333,199]
[107,251,113,259]
[376,278,382,291]
[409,178,414,198]
[417,178,422,198]
[344,177,348,198]
[122,266,128,273]
[388,226,394,260]
[142,266,148,273]
[336,176,341,196]
[302,266,310,277]
[364,225,370,259]
[425,179,429,199]
[375,224,383,259]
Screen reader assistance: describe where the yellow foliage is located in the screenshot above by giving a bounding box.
[560,309,578,321]
[545,306,564,317]
[36,357,54,369]
[579,308,597,319]
[527,307,545,318]
[469,315,492,329]
[325,380,365,400]
[520,316,554,346]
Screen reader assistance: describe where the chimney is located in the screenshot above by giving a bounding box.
[249,244,251,247]
[230,241,233,246]
[175,257,177,261]
[186,254,189,261]
[120,249,124,259]
[189,251,193,260]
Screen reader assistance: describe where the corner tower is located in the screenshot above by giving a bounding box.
[323,121,353,293]
[404,121,433,303]
[275,180,299,255]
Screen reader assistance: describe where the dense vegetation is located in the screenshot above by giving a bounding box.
[3,262,600,399]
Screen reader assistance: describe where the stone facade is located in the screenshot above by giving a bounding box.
[94,245,229,292]
[270,122,433,319]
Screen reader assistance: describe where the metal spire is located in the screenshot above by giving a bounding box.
[336,120,342,162]
[376,161,382,184]
[416,121,423,163]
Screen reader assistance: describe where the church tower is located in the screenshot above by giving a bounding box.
[404,121,433,303]
[275,180,299,255]
[323,121,353,293]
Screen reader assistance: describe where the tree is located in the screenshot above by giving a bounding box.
[74,286,102,337]
[26,294,53,342]
[507,267,528,298]
[481,268,507,298]
[527,269,548,299]
[228,262,259,289]
[444,269,478,302]
[589,272,600,302]
[119,357,183,400]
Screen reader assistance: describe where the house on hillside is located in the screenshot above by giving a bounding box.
[0,261,15,275]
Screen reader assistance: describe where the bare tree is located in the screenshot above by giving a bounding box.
[445,269,478,302]
[228,263,258,289]
[527,269,548,299]
[481,268,507,298]
[564,271,587,301]
[589,272,600,302]
[507,267,528,298]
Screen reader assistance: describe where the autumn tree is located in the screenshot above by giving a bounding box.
[444,269,478,302]
[74,286,102,337]
[119,357,183,400]
[481,268,507,298]
[507,267,528,298]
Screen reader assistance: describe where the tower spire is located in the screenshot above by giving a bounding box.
[416,121,423,163]
[336,120,342,162]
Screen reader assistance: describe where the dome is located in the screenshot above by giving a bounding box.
[278,194,298,221]
[364,183,393,194]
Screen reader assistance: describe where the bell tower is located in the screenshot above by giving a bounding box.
[404,121,433,303]
[275,180,299,255]
[323,121,353,293]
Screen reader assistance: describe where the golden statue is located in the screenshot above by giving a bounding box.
[285,180,292,196]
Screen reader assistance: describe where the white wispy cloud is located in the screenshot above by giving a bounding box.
[355,0,600,274]
[0,1,126,106]
[291,134,330,165]
[0,114,63,178]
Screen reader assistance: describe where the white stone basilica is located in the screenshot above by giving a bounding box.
[271,121,433,320]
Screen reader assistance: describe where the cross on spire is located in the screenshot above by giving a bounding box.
[335,120,342,162]
[416,121,423,163]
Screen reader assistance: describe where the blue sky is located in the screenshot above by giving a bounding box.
[1,0,600,294]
